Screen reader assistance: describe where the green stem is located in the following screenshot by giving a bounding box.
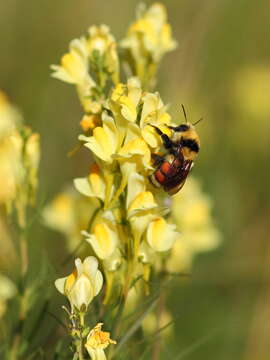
[19,231,28,276]
[76,312,86,360]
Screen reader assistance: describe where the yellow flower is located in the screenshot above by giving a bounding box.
[140,92,172,148]
[128,191,159,246]
[82,220,118,260]
[55,256,103,311]
[111,78,142,123]
[85,323,116,360]
[51,37,94,88]
[146,217,178,252]
[0,274,17,318]
[79,112,119,164]
[74,163,107,202]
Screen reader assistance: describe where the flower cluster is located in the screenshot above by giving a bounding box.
[0,90,40,227]
[121,3,177,87]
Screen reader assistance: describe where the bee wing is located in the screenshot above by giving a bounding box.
[165,160,193,195]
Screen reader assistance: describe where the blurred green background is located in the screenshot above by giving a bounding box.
[1,0,270,359]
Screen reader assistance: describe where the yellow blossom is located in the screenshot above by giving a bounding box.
[51,37,94,89]
[55,256,103,311]
[74,163,107,202]
[111,77,142,123]
[146,217,178,252]
[85,323,116,360]
[140,92,172,148]
[79,112,119,163]
[82,220,118,260]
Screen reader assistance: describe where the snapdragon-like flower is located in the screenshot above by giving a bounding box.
[74,163,107,202]
[79,112,119,164]
[85,323,116,360]
[55,256,103,311]
[82,221,118,260]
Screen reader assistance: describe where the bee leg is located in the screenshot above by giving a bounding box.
[151,153,164,166]
[149,125,173,149]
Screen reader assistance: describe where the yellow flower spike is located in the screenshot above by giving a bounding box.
[55,256,103,311]
[88,25,119,84]
[82,221,118,260]
[121,3,177,85]
[146,217,179,252]
[74,163,106,202]
[79,112,119,164]
[85,323,116,360]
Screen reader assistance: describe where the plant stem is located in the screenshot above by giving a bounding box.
[19,231,28,276]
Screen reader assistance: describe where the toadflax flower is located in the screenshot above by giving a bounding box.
[85,322,116,360]
[55,256,103,311]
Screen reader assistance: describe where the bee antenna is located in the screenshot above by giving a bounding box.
[192,117,203,126]
[181,104,188,123]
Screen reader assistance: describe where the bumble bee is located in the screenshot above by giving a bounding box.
[149,105,201,195]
